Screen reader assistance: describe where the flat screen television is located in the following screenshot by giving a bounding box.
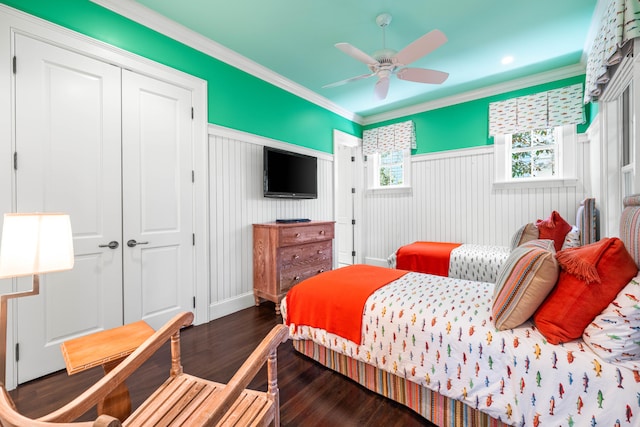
[263,146,317,199]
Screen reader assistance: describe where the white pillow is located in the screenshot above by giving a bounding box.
[560,225,580,250]
[583,274,640,370]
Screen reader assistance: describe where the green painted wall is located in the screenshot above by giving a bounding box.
[367,75,588,155]
[1,0,360,154]
[2,0,592,157]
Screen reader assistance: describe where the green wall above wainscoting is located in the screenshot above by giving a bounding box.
[366,75,590,155]
[2,0,592,157]
[1,0,359,154]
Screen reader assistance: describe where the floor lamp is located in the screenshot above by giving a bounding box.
[0,213,74,386]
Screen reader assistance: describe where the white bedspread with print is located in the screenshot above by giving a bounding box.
[388,244,510,283]
[283,271,639,427]
[447,244,510,283]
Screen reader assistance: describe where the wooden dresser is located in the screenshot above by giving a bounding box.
[253,221,335,315]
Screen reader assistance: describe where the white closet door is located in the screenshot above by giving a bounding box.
[121,70,194,329]
[14,34,123,383]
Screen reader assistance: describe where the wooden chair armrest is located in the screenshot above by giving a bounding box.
[0,386,121,427]
[193,324,289,426]
[39,312,194,423]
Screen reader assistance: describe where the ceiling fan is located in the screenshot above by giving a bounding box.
[324,13,449,100]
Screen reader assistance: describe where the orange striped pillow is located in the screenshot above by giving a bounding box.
[492,241,559,330]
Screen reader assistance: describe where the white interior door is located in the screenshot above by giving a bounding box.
[334,131,361,267]
[122,70,194,329]
[14,34,123,383]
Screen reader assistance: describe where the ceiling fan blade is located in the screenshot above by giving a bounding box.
[393,29,447,66]
[374,76,390,100]
[397,67,449,84]
[322,73,375,88]
[335,42,379,66]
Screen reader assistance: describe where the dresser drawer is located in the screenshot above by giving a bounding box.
[279,240,331,268]
[279,259,332,292]
[279,223,334,246]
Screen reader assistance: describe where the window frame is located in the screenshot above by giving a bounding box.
[493,124,578,189]
[365,148,412,193]
[505,127,562,180]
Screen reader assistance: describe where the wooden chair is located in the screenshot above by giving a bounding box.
[0,312,289,426]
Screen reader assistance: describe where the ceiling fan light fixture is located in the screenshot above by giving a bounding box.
[324,13,448,100]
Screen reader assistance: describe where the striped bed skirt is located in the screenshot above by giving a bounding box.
[292,339,508,427]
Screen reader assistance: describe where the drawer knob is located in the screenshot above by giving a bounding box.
[319,230,325,235]
[318,269,325,273]
[293,255,300,259]
[294,276,301,281]
[296,233,301,237]
[317,250,323,254]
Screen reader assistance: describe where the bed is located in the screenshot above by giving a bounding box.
[282,195,637,427]
[387,198,598,283]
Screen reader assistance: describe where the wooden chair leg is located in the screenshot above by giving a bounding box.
[267,348,279,426]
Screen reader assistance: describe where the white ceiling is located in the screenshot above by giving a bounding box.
[104,0,599,120]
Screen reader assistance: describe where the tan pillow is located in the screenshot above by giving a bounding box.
[509,223,539,250]
[493,240,559,330]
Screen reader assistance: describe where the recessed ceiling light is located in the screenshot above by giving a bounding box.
[501,56,514,65]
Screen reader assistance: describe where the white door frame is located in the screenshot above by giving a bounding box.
[333,129,363,266]
[0,4,209,390]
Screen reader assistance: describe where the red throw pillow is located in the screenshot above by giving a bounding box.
[535,211,572,252]
[533,237,638,344]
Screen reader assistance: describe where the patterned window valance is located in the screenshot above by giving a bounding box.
[585,0,640,103]
[488,84,584,136]
[363,120,416,155]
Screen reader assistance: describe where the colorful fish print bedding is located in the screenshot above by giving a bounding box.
[447,244,511,283]
[283,272,640,426]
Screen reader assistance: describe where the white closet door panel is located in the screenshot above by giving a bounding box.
[14,34,123,383]
[122,70,194,329]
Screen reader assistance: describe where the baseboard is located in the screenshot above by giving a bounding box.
[364,257,390,267]
[208,292,256,320]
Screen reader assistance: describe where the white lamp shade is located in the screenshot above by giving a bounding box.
[0,213,74,278]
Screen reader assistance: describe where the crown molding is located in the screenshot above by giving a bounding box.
[362,63,586,125]
[90,0,363,124]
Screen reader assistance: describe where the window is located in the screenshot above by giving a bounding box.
[507,127,561,179]
[367,148,411,190]
[621,84,634,197]
[493,124,576,188]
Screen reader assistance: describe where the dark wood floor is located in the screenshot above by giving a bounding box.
[9,302,434,426]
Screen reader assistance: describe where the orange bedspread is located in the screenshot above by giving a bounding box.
[396,241,462,276]
[285,265,407,345]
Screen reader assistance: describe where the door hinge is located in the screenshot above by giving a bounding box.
[12,56,16,74]
[193,296,196,309]
[352,251,356,257]
[192,170,195,183]
[351,188,355,194]
[364,155,368,162]
[192,233,195,246]
[15,343,19,362]
[351,219,356,225]
[13,152,17,170]
[351,156,355,162]
[191,107,194,119]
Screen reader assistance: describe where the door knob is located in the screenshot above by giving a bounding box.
[127,239,149,248]
[98,241,119,249]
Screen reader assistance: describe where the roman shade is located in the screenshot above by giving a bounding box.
[363,120,416,155]
[488,84,584,136]
[585,0,640,103]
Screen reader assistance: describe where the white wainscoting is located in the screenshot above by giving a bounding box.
[208,127,334,319]
[207,125,592,317]
[363,142,591,265]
